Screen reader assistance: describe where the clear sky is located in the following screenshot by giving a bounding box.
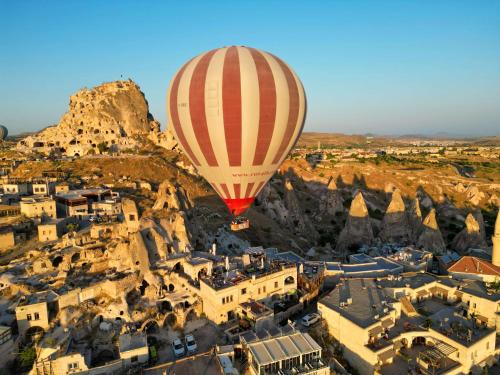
[1,0,500,136]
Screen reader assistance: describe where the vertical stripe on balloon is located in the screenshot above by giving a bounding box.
[244,182,255,199]
[233,183,241,199]
[271,56,300,164]
[222,47,242,167]
[189,50,219,166]
[169,61,200,166]
[220,183,231,199]
[249,48,277,166]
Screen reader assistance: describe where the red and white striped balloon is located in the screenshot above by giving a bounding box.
[167,46,306,215]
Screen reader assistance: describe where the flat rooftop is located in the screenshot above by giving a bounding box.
[319,278,396,328]
[201,259,295,290]
[377,273,437,289]
[19,290,59,306]
[428,306,494,346]
[119,333,147,352]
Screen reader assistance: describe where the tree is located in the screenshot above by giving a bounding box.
[67,223,78,233]
[19,346,36,368]
[97,142,108,154]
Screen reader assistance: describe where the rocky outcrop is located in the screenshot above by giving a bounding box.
[153,180,182,211]
[283,179,318,239]
[336,192,373,256]
[256,183,288,224]
[465,185,486,206]
[407,198,423,243]
[318,177,343,216]
[417,208,446,254]
[379,190,410,244]
[17,80,177,156]
[451,211,487,253]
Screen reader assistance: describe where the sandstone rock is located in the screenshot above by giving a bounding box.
[283,179,318,239]
[417,208,446,254]
[153,179,181,211]
[336,192,374,256]
[159,213,191,253]
[465,185,485,206]
[407,198,423,243]
[318,177,344,216]
[122,198,140,233]
[379,189,409,244]
[256,183,289,224]
[451,211,487,253]
[16,80,175,156]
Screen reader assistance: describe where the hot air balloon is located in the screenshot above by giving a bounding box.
[167,46,306,228]
[0,125,7,141]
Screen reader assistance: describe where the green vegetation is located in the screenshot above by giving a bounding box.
[97,142,108,154]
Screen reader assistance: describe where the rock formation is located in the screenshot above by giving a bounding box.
[465,185,485,206]
[336,192,374,256]
[379,190,410,244]
[318,177,344,216]
[17,80,177,156]
[451,212,488,254]
[417,208,446,254]
[283,179,318,239]
[153,179,183,211]
[407,198,423,243]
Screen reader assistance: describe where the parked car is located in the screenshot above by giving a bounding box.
[301,313,321,327]
[185,334,197,354]
[172,338,185,357]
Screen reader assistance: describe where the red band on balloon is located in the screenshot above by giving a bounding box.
[223,197,255,216]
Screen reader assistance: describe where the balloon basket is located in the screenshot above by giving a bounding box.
[231,216,250,231]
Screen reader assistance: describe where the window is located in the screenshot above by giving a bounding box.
[487,341,490,350]
[275,281,278,288]
[129,214,136,221]
[131,355,138,363]
[27,314,32,321]
[263,286,266,293]
[258,288,261,294]
[34,312,40,320]
[241,288,247,295]
[68,362,79,370]
[222,297,225,304]
[230,295,233,302]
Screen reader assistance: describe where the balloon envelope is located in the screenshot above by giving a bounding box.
[167,46,306,215]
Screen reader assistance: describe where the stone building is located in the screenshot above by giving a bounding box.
[20,196,57,219]
[199,259,298,324]
[15,290,59,337]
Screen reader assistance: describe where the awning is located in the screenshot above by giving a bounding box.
[476,315,489,323]
[417,289,430,296]
[378,349,395,363]
[382,319,394,328]
[369,326,384,336]
[431,286,448,295]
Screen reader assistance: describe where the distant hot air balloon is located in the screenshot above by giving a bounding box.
[0,125,7,141]
[167,46,306,220]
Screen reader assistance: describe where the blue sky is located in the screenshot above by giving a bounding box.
[1,0,500,136]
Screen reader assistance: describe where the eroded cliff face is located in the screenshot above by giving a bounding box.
[379,189,410,244]
[336,192,374,256]
[17,80,177,156]
[451,210,488,253]
[417,208,446,254]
